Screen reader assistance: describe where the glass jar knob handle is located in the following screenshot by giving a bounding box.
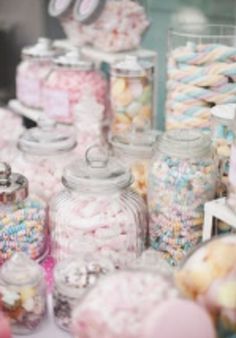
[0,162,11,186]
[85,145,109,169]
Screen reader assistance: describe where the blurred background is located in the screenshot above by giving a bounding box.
[0,0,236,128]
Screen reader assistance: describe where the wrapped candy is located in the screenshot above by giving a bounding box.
[49,0,150,53]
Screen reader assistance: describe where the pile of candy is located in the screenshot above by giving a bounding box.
[61,0,150,52]
[166,43,236,131]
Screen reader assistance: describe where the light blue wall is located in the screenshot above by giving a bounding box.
[141,0,236,130]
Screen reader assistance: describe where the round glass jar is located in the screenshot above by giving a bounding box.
[0,253,47,335]
[12,119,77,203]
[175,234,236,337]
[42,49,109,124]
[0,162,47,264]
[111,56,154,134]
[111,128,161,201]
[53,256,114,331]
[211,104,236,199]
[166,24,236,132]
[48,0,150,53]
[74,92,108,159]
[16,38,57,110]
[50,146,147,267]
[148,129,216,266]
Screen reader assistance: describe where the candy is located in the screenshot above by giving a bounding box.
[71,270,178,338]
[166,42,236,131]
[0,312,12,338]
[53,257,115,331]
[148,130,216,266]
[58,0,150,53]
[175,235,236,334]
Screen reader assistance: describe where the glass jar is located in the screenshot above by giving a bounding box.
[0,253,47,335]
[227,136,236,212]
[53,256,114,331]
[211,104,236,199]
[166,24,236,132]
[175,234,236,337]
[71,270,179,338]
[0,162,47,264]
[48,0,150,53]
[50,146,147,267]
[111,56,154,134]
[148,129,216,266]
[42,49,109,124]
[74,92,108,159]
[12,119,77,203]
[111,128,161,201]
[16,38,57,110]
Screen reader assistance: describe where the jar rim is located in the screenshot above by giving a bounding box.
[169,24,236,39]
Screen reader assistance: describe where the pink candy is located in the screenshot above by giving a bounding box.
[0,312,12,338]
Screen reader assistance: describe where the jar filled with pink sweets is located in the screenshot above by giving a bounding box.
[16,38,58,110]
[42,49,109,124]
[50,146,147,267]
[48,0,150,53]
[12,119,77,203]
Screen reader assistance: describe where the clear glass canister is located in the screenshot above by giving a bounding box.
[175,234,236,337]
[111,128,161,201]
[50,146,147,267]
[148,129,216,266]
[16,38,57,110]
[166,24,236,132]
[0,162,47,264]
[53,256,115,331]
[42,49,109,124]
[111,56,154,134]
[74,91,108,159]
[48,0,150,53]
[0,253,47,335]
[12,119,77,203]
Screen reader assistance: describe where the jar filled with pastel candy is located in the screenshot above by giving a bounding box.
[166,24,236,132]
[0,162,47,264]
[0,253,47,334]
[148,129,216,266]
[53,256,114,331]
[48,0,150,53]
[16,38,57,110]
[111,56,154,134]
[111,128,161,200]
[50,146,147,267]
[74,91,108,158]
[42,49,109,124]
[12,118,77,203]
[227,130,236,212]
[175,234,236,338]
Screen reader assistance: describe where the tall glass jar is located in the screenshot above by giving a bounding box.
[166,24,236,132]
[12,119,77,203]
[50,146,147,267]
[0,162,47,264]
[42,49,109,124]
[148,129,216,266]
[111,128,161,201]
[53,257,114,331]
[0,253,47,335]
[111,56,154,134]
[16,38,57,110]
[48,0,150,53]
[175,234,236,338]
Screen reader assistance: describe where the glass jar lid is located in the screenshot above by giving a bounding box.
[49,0,74,17]
[111,128,161,159]
[111,55,154,77]
[18,118,77,156]
[73,0,107,25]
[63,146,133,192]
[0,253,44,286]
[156,129,211,159]
[0,162,28,203]
[211,104,236,125]
[22,37,56,60]
[54,48,94,70]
